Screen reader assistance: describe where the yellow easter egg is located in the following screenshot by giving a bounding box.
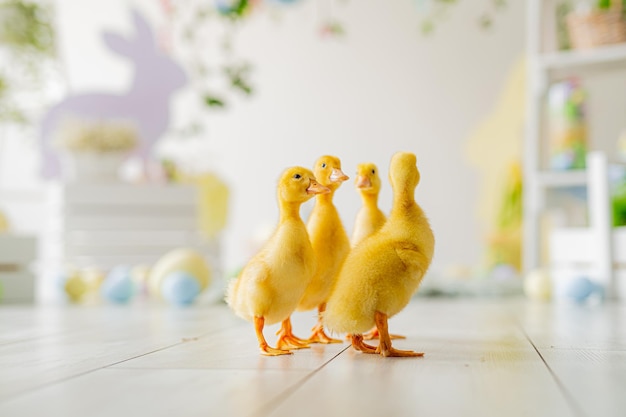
[148,248,211,297]
[64,273,88,303]
[523,269,552,301]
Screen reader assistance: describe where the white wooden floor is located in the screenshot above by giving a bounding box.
[0,297,624,417]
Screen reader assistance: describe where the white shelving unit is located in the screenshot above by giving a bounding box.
[538,42,626,70]
[548,152,626,299]
[524,0,626,299]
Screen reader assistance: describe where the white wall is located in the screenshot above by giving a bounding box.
[194,0,526,277]
[2,0,526,280]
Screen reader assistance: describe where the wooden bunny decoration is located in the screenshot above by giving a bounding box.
[39,10,187,178]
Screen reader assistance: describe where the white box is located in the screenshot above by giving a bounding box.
[0,234,37,303]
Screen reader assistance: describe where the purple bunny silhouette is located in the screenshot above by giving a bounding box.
[39,10,187,178]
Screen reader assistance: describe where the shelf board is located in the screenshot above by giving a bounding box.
[538,43,626,70]
[536,170,588,188]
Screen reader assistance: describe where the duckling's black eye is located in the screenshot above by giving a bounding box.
[293,174,301,179]
[372,169,376,174]
[321,163,327,168]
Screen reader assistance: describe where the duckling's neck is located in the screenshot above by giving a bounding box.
[316,191,336,205]
[391,191,417,217]
[360,192,379,210]
[279,201,303,222]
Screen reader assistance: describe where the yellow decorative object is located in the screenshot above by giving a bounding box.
[465,57,525,272]
[0,209,10,233]
[523,269,552,301]
[486,161,523,271]
[64,271,88,303]
[148,248,211,298]
[178,172,229,239]
[64,268,104,303]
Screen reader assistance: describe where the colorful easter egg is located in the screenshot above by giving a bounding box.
[101,266,135,304]
[566,276,603,304]
[148,248,211,300]
[162,271,201,306]
[523,269,552,301]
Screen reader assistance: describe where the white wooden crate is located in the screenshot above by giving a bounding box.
[0,234,37,303]
[43,183,219,272]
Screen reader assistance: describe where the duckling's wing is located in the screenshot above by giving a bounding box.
[228,260,275,322]
[394,243,432,279]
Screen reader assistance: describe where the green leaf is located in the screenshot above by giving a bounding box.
[420,20,435,36]
[203,95,226,108]
[0,0,55,55]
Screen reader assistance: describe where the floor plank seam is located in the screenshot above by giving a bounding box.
[102,341,190,369]
[250,345,351,417]
[0,340,186,406]
[516,322,588,417]
[0,334,62,347]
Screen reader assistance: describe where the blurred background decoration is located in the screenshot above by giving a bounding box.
[53,117,139,182]
[415,0,509,35]
[1,0,625,306]
[0,0,57,125]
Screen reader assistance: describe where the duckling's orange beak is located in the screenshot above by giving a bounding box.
[330,168,349,183]
[355,175,372,189]
[307,179,331,195]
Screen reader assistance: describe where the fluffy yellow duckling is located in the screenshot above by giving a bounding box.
[351,162,403,341]
[351,162,386,247]
[324,151,435,357]
[226,167,329,356]
[297,155,350,344]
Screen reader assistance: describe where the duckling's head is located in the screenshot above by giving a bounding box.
[279,166,330,204]
[389,152,420,194]
[313,155,349,191]
[355,162,381,196]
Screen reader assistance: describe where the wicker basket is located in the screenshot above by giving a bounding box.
[566,1,626,49]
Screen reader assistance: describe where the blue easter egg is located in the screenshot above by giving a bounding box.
[162,271,201,306]
[102,266,135,304]
[566,277,599,303]
[491,263,518,281]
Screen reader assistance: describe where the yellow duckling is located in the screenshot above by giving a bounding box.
[351,162,403,341]
[351,162,386,247]
[297,155,350,344]
[226,167,329,356]
[324,151,435,357]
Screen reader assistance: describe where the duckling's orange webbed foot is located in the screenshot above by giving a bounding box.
[362,327,406,341]
[255,316,293,356]
[350,333,377,353]
[308,303,342,344]
[260,345,293,356]
[276,317,310,350]
[308,322,343,344]
[374,311,424,358]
